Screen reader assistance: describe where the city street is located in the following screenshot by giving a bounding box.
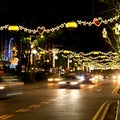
[0,79,120,120]
[0,1,119,120]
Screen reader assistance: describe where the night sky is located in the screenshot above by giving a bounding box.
[0,0,118,53]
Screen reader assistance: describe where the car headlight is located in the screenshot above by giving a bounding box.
[58,81,66,85]
[89,77,95,81]
[94,75,99,79]
[70,82,78,85]
[48,78,54,82]
[80,76,85,81]
[118,76,120,80]
[55,78,62,81]
[112,75,116,79]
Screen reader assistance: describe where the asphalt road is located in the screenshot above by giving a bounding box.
[0,79,120,120]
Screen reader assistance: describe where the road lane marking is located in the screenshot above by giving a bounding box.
[115,100,119,120]
[92,101,109,120]
[29,104,41,108]
[15,108,30,112]
[0,114,13,119]
[96,88,102,92]
[112,85,120,94]
[100,102,112,120]
[0,115,8,119]
[0,93,81,119]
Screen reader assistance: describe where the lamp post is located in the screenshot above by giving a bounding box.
[30,49,37,82]
[52,48,59,74]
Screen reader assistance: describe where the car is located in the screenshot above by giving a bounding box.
[58,74,82,89]
[80,73,95,84]
[47,74,63,82]
[0,73,24,99]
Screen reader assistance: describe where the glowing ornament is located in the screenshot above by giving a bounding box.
[37,26,45,35]
[102,28,107,38]
[65,21,78,30]
[93,17,103,27]
[8,25,19,31]
[112,23,119,35]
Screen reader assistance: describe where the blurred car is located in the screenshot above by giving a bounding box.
[58,74,81,89]
[112,74,120,83]
[81,73,95,84]
[102,75,108,80]
[47,74,63,82]
[0,73,24,99]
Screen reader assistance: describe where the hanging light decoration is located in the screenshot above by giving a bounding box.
[93,17,103,27]
[65,21,78,30]
[8,25,19,31]
[102,28,107,38]
[37,26,45,35]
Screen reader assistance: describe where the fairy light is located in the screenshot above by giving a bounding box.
[0,14,118,34]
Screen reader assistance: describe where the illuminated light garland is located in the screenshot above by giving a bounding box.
[0,18,120,69]
[36,48,120,69]
[0,15,118,34]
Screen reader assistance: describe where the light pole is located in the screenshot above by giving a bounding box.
[52,48,59,73]
[30,49,37,82]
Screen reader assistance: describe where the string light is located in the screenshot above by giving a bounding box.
[0,15,119,34]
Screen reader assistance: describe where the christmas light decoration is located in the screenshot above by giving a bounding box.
[112,23,119,35]
[93,17,103,27]
[37,26,45,35]
[0,15,118,34]
[65,21,78,30]
[102,28,107,38]
[8,25,19,31]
